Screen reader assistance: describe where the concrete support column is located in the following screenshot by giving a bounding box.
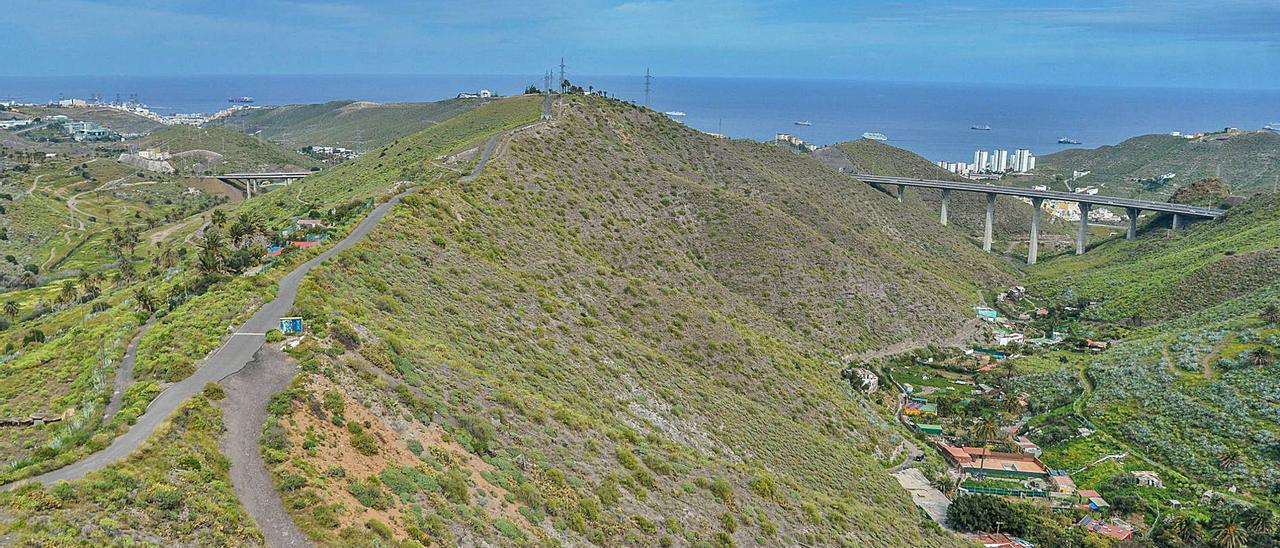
[1126,208,1139,240]
[1076,203,1091,255]
[896,185,905,203]
[1028,197,1043,265]
[1172,213,1183,230]
[940,189,951,226]
[983,193,995,252]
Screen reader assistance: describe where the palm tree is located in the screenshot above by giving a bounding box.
[133,287,158,313]
[1213,516,1248,548]
[1261,304,1280,325]
[3,300,18,320]
[210,209,227,228]
[57,280,78,304]
[79,272,99,299]
[1167,512,1204,545]
[1219,448,1244,470]
[1247,348,1273,367]
[1241,506,1274,534]
[972,418,1001,471]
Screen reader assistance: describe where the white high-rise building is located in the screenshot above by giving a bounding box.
[996,150,1009,172]
[1027,155,1036,171]
[973,151,982,171]
[977,150,989,173]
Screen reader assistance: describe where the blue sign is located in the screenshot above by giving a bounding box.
[279,317,303,334]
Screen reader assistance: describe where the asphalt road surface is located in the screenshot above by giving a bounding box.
[7,189,410,488]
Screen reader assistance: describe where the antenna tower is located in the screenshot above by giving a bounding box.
[644,68,652,107]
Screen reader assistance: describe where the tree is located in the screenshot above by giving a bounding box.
[1167,513,1205,545]
[1213,515,1248,548]
[195,227,229,277]
[210,209,227,228]
[1241,506,1274,534]
[945,494,1027,534]
[1219,448,1245,470]
[57,280,78,304]
[3,300,18,320]
[972,417,1002,471]
[133,287,158,313]
[1247,348,1273,368]
[79,272,100,299]
[1260,304,1280,325]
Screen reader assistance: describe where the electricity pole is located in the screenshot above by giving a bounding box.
[559,57,566,93]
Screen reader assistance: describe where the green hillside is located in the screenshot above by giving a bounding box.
[214,98,490,150]
[1023,131,1280,200]
[1026,194,1280,503]
[271,95,1015,545]
[828,139,1074,250]
[133,125,321,174]
[16,105,163,135]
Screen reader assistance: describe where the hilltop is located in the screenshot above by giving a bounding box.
[822,139,1074,252]
[130,125,321,174]
[1022,131,1280,200]
[211,98,489,150]
[265,95,1018,545]
[13,105,164,135]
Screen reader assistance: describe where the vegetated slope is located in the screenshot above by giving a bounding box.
[214,98,488,150]
[136,125,321,174]
[285,96,1008,545]
[1029,194,1280,499]
[0,394,264,545]
[1024,131,1280,200]
[1029,194,1280,323]
[827,139,1073,244]
[17,105,164,135]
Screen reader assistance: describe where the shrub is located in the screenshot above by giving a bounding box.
[265,329,284,342]
[458,414,496,454]
[440,467,469,504]
[366,518,393,540]
[347,476,388,510]
[331,320,360,349]
[202,383,226,401]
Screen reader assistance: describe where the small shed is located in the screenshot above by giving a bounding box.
[279,317,303,335]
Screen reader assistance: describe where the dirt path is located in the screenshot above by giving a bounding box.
[219,344,311,548]
[848,317,987,362]
[103,317,155,422]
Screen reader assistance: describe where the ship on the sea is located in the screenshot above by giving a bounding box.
[794,120,812,126]
[664,111,686,117]
[862,132,887,141]
[1058,137,1082,144]
[970,124,992,131]
[1265,122,1280,131]
[228,96,255,103]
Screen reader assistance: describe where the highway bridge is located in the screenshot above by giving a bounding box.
[853,174,1225,264]
[215,171,313,198]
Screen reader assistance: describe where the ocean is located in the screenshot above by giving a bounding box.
[2,74,1278,162]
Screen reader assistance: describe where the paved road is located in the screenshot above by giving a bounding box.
[6,188,411,488]
[220,345,311,548]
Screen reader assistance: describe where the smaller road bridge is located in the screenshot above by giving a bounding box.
[853,174,1225,264]
[215,171,313,198]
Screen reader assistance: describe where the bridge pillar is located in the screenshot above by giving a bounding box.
[1028,197,1043,265]
[983,193,995,252]
[1076,203,1090,255]
[1126,208,1139,239]
[1172,213,1182,230]
[897,185,905,203]
[940,189,951,226]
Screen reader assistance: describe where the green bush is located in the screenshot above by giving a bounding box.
[440,467,469,504]
[202,382,226,401]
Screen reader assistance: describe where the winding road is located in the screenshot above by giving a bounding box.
[5,187,412,488]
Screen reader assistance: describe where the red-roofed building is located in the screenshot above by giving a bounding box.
[1077,516,1133,540]
[973,533,1035,547]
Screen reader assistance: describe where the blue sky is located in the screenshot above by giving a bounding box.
[4,0,1278,89]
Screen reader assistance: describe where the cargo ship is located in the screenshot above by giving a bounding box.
[1057,137,1082,144]
[228,96,255,103]
[970,124,992,131]
[862,132,887,141]
[794,120,812,126]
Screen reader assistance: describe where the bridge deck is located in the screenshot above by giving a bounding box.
[854,174,1224,219]
[217,171,313,179]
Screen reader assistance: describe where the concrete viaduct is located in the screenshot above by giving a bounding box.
[853,174,1225,265]
[215,171,312,198]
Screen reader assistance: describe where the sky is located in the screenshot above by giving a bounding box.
[3,0,1279,89]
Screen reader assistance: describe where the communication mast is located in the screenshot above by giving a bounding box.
[559,57,567,93]
[644,68,652,107]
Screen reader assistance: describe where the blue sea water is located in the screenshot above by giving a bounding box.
[2,74,1277,162]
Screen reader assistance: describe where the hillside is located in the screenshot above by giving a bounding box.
[16,105,164,135]
[823,139,1074,252]
[270,95,1017,545]
[212,98,489,150]
[1026,194,1280,502]
[1022,131,1280,200]
[133,125,321,174]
